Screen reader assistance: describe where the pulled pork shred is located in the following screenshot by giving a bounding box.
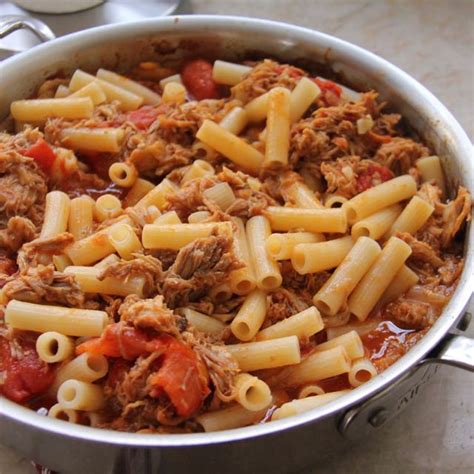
[160,231,243,308]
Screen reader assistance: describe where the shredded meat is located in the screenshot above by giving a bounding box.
[265,288,310,326]
[17,232,74,272]
[231,60,303,102]
[374,137,429,174]
[397,232,445,268]
[218,168,275,218]
[0,217,36,254]
[290,92,382,173]
[104,353,170,431]
[2,264,85,307]
[148,99,237,147]
[0,151,48,228]
[320,156,383,199]
[130,140,193,178]
[98,254,163,296]
[165,175,217,220]
[0,253,16,288]
[160,231,242,308]
[118,295,184,336]
[384,283,452,330]
[184,331,239,402]
[439,186,471,248]
[385,299,436,330]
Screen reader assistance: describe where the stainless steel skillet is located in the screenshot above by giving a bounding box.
[0,15,472,474]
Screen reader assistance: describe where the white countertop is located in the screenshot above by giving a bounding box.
[1,1,473,472]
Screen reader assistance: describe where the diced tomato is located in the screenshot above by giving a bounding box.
[274,64,304,79]
[367,130,393,144]
[314,77,343,106]
[357,164,394,192]
[22,139,56,173]
[181,59,220,100]
[127,106,158,130]
[314,77,343,96]
[0,336,54,403]
[78,324,210,417]
[149,338,210,417]
[76,323,168,360]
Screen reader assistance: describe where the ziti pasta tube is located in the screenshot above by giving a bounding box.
[229,217,257,295]
[272,390,350,421]
[348,236,412,320]
[292,236,354,274]
[246,215,282,291]
[5,300,107,337]
[264,87,291,169]
[142,222,232,250]
[11,97,93,121]
[313,237,381,316]
[224,336,301,371]
[196,119,264,174]
[343,175,417,224]
[265,207,347,233]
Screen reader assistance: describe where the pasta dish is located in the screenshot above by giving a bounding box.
[0,58,471,433]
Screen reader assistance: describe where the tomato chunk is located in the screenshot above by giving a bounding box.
[0,336,54,403]
[127,106,158,130]
[314,77,343,96]
[149,338,210,417]
[22,139,56,173]
[78,323,210,417]
[181,59,220,100]
[357,164,394,192]
[76,323,168,360]
[314,77,342,106]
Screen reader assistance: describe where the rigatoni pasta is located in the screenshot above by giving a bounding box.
[246,215,282,291]
[313,237,381,316]
[225,336,301,371]
[40,191,71,239]
[229,217,257,295]
[386,195,434,237]
[348,237,412,320]
[264,87,291,169]
[256,306,324,341]
[265,207,347,233]
[292,236,354,274]
[196,119,264,174]
[11,97,94,121]
[5,300,108,337]
[231,289,267,341]
[343,175,417,224]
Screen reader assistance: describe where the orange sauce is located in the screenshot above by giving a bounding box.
[362,320,416,362]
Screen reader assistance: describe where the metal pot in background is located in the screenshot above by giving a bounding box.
[0,15,472,474]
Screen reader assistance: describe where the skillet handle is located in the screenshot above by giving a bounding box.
[424,331,474,371]
[339,311,474,439]
[0,15,55,59]
[0,14,55,42]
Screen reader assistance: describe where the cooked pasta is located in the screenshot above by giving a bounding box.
[233,373,272,411]
[246,215,282,291]
[0,57,469,436]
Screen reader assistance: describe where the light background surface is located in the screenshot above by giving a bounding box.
[0,0,473,472]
